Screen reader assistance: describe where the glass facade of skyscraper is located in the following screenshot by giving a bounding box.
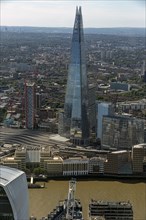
[60,7,93,145]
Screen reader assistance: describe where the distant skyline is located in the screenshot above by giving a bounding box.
[1,0,146,28]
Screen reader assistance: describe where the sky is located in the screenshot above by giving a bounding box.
[1,0,146,28]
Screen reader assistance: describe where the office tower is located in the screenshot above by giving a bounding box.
[88,84,96,133]
[0,166,29,220]
[144,69,146,83]
[59,7,95,145]
[144,127,146,142]
[36,92,41,110]
[102,115,144,150]
[97,102,114,140]
[25,82,35,129]
[132,143,146,173]
[141,60,145,75]
[141,60,146,82]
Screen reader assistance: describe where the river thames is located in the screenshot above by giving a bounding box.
[29,180,146,220]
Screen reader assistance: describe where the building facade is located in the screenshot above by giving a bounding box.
[63,157,89,176]
[0,166,29,220]
[43,156,63,176]
[104,150,131,174]
[88,157,105,174]
[132,143,146,173]
[25,82,35,129]
[1,145,51,171]
[97,102,114,140]
[102,115,144,150]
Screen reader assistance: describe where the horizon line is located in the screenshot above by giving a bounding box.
[1,25,145,29]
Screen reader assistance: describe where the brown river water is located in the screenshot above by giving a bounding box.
[29,180,146,220]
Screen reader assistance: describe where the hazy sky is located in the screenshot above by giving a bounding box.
[1,0,146,28]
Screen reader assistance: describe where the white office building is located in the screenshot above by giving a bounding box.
[63,157,89,176]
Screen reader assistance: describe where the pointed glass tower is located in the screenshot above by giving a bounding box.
[62,6,90,145]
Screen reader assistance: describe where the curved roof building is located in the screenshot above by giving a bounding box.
[0,166,29,220]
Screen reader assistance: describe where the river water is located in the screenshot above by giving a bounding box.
[29,180,146,220]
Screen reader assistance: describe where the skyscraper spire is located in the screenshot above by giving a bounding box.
[76,6,78,15]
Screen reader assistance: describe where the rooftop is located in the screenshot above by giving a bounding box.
[112,150,128,154]
[0,165,24,187]
[49,134,69,142]
[133,143,146,149]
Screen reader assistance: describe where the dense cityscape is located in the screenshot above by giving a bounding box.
[0,3,146,220]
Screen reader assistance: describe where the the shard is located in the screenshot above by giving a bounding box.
[59,7,96,145]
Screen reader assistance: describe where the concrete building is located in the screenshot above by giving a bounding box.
[102,115,144,150]
[104,151,132,174]
[0,166,29,220]
[44,156,63,176]
[131,143,146,173]
[89,200,133,220]
[25,82,35,129]
[88,157,105,174]
[118,99,146,112]
[63,157,89,176]
[0,157,22,170]
[1,145,51,171]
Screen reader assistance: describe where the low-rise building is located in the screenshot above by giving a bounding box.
[119,99,146,112]
[104,150,131,174]
[44,156,63,176]
[63,157,89,176]
[110,81,130,91]
[1,145,51,171]
[132,143,146,173]
[88,157,105,174]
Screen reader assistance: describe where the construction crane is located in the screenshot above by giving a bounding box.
[66,179,76,220]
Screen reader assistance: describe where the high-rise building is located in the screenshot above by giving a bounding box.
[25,82,35,129]
[102,115,144,150]
[144,69,146,83]
[97,102,114,140]
[88,84,96,134]
[141,60,145,75]
[59,7,96,145]
[0,166,29,220]
[36,92,41,110]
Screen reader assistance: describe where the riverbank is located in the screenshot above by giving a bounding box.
[27,173,146,183]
